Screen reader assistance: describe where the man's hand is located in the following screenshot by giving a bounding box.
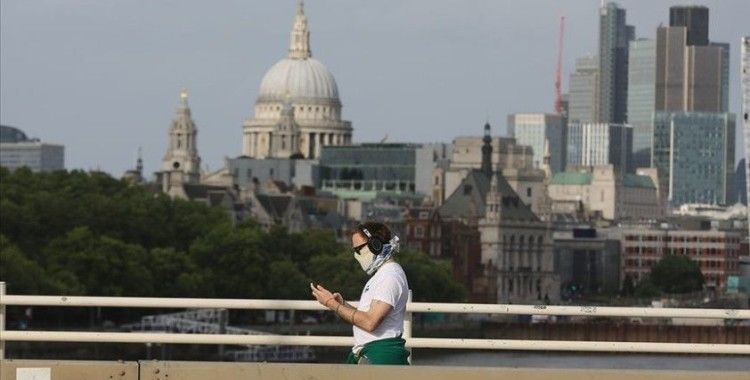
[310,282,340,310]
[332,292,344,304]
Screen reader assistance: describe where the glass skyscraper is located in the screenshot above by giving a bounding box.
[627,39,656,169]
[568,55,599,124]
[507,113,566,173]
[566,123,633,173]
[598,2,634,124]
[652,112,736,207]
[669,6,709,46]
[742,37,750,236]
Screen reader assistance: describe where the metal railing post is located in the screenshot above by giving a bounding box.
[1,281,6,359]
[404,289,412,364]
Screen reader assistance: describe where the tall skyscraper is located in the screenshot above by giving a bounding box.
[669,6,709,46]
[713,42,730,112]
[507,113,566,174]
[567,123,633,173]
[656,6,727,114]
[627,39,657,169]
[597,2,634,124]
[652,112,735,207]
[683,44,724,112]
[568,55,599,124]
[742,37,750,234]
[655,26,688,111]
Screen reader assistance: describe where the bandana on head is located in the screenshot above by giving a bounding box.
[363,235,400,275]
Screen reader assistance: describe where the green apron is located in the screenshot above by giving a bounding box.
[345,336,410,365]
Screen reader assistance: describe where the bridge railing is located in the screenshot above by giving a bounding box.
[1,281,749,360]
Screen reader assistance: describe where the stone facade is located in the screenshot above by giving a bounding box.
[548,165,662,222]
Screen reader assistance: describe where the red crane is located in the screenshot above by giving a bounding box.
[554,15,565,115]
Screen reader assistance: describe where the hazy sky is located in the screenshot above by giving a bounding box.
[1,0,748,176]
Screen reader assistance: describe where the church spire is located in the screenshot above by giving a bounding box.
[161,87,201,183]
[136,146,143,174]
[288,0,312,59]
[481,122,493,178]
[179,87,189,108]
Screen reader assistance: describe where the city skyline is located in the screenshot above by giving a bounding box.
[1,0,748,176]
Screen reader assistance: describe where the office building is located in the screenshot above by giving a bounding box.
[652,112,735,207]
[566,123,633,172]
[656,6,727,114]
[742,37,750,235]
[669,6,709,46]
[228,157,318,190]
[507,113,566,173]
[597,2,634,124]
[568,55,599,124]
[627,39,657,168]
[0,125,64,172]
[317,143,435,200]
[554,229,621,295]
[614,225,743,291]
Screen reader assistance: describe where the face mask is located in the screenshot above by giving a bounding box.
[353,245,376,273]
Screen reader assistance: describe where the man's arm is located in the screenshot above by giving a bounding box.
[333,299,392,333]
[311,283,393,332]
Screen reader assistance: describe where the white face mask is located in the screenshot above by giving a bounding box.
[353,245,376,273]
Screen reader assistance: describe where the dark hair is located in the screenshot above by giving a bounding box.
[353,221,392,243]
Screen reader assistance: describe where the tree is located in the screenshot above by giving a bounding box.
[0,235,54,294]
[188,223,269,298]
[398,249,467,302]
[46,227,154,296]
[650,254,704,294]
[0,168,469,303]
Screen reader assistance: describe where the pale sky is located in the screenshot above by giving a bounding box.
[1,0,748,176]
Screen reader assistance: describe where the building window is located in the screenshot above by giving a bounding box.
[415,226,424,238]
[246,168,252,179]
[526,187,532,197]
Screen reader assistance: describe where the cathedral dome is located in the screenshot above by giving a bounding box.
[242,1,352,160]
[257,57,340,105]
[254,1,340,107]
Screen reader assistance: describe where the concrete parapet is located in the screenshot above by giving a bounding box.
[1,359,748,380]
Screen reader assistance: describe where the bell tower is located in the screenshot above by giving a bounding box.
[161,88,201,184]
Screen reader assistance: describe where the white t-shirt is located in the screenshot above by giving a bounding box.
[353,261,409,348]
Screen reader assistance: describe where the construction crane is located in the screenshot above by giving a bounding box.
[554,15,565,115]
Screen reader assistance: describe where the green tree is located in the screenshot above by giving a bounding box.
[148,247,205,297]
[189,223,269,298]
[266,261,309,299]
[398,249,466,302]
[650,254,704,294]
[0,235,55,294]
[46,227,154,296]
[307,251,366,301]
